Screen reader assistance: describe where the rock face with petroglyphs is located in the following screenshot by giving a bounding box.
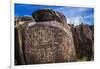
[23,21,76,64]
[15,9,76,65]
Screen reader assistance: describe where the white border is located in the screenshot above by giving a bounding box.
[11,0,96,69]
[11,0,14,68]
[14,0,95,7]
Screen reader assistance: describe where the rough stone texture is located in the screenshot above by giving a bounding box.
[70,24,94,61]
[32,9,66,24]
[15,9,76,65]
[21,21,76,64]
[15,27,25,65]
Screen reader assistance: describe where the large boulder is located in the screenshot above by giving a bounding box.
[32,9,66,24]
[21,21,76,64]
[71,24,94,61]
[15,9,76,65]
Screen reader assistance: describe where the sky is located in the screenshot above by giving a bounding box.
[15,3,94,26]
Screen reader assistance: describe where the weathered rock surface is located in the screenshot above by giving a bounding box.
[70,24,94,61]
[22,21,76,64]
[32,9,66,24]
[15,9,76,65]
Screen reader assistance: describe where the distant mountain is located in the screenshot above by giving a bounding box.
[15,16,33,22]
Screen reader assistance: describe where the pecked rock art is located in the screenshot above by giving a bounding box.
[15,9,76,65]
